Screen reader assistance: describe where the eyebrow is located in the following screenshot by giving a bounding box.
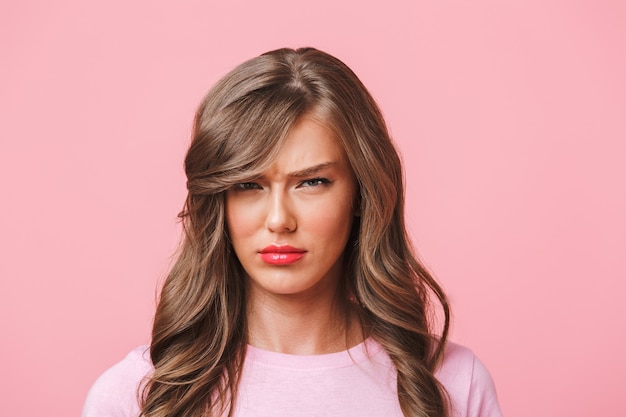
[288,162,338,178]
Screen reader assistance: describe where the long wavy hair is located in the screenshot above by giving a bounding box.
[141,47,451,417]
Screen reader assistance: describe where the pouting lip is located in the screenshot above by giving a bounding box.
[259,244,306,254]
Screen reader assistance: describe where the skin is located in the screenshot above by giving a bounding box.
[225,116,362,354]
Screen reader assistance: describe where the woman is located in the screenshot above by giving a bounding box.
[83,47,502,417]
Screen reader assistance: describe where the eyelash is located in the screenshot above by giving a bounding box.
[233,182,262,191]
[299,177,331,188]
[232,177,331,191]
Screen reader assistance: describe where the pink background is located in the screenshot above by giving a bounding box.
[1,1,624,416]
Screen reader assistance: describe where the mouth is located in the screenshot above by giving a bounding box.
[259,245,306,265]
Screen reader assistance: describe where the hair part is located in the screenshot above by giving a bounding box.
[141,47,451,417]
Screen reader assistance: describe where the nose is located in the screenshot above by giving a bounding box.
[266,190,296,233]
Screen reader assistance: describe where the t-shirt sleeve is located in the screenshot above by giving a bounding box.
[82,346,152,417]
[437,342,503,417]
[467,355,503,417]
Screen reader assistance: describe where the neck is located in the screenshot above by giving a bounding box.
[246,287,362,355]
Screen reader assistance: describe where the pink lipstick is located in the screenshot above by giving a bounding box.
[259,245,306,265]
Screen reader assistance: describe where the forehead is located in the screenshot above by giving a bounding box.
[265,117,349,175]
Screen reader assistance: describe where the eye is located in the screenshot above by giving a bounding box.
[299,177,331,188]
[232,182,262,191]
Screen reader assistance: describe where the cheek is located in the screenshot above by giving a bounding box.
[225,199,258,242]
[305,199,354,240]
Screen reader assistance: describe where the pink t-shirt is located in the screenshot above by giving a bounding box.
[82,339,502,417]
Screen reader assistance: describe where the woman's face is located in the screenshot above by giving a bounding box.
[225,116,359,301]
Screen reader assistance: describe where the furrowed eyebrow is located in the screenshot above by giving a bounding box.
[288,162,337,178]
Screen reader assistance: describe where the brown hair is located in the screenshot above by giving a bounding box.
[141,47,450,417]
